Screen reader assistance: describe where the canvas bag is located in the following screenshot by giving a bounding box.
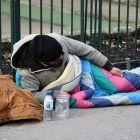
[0,73,43,123]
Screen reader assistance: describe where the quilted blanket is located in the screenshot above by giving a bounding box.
[43,55,140,108]
[16,55,140,108]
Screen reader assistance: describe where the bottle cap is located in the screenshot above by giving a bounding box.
[46,90,52,96]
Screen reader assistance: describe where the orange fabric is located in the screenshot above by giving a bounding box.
[0,73,43,123]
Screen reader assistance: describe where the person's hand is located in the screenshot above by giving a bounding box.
[60,90,70,99]
[110,67,123,77]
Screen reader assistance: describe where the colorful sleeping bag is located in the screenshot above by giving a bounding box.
[16,55,140,108]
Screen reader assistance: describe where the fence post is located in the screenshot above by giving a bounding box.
[61,0,63,35]
[40,0,43,35]
[80,0,84,42]
[50,0,53,33]
[11,0,21,45]
[98,0,102,51]
[125,57,131,70]
[0,0,1,69]
[11,0,20,77]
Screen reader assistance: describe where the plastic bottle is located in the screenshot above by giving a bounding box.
[43,90,54,122]
[55,91,69,120]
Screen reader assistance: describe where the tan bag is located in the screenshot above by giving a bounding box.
[0,73,43,123]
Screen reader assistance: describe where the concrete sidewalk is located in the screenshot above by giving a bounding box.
[0,105,140,140]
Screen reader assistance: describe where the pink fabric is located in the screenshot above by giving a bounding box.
[70,85,80,94]
[101,69,137,92]
[72,91,93,108]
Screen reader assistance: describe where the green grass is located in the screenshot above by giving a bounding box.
[1,1,136,32]
[1,1,81,31]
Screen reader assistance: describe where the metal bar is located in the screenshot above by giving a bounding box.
[84,0,88,43]
[125,57,131,70]
[117,0,121,62]
[135,0,138,53]
[50,0,53,33]
[10,0,21,77]
[113,59,140,65]
[108,0,111,59]
[126,0,129,58]
[11,0,15,45]
[11,0,21,45]
[71,0,73,38]
[0,0,2,68]
[61,0,63,35]
[40,0,43,35]
[80,0,84,42]
[98,0,102,50]
[29,0,32,34]
[94,0,97,44]
[90,0,93,46]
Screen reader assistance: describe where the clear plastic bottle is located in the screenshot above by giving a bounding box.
[43,90,53,122]
[55,91,69,120]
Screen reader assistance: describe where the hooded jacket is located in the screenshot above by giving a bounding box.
[11,33,109,93]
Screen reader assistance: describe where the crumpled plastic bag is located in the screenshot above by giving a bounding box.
[0,72,43,123]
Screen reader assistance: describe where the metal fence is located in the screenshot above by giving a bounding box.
[0,0,140,74]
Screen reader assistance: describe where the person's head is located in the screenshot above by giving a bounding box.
[29,35,64,67]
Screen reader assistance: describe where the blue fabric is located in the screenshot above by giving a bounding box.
[15,70,22,88]
[123,72,140,89]
[15,58,140,108]
[70,59,140,108]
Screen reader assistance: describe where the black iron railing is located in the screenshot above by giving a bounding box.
[0,0,140,74]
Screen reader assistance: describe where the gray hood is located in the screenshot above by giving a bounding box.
[11,33,69,72]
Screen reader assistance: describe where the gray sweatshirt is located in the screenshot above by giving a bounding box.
[11,33,109,102]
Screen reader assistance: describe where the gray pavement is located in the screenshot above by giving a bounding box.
[0,105,140,140]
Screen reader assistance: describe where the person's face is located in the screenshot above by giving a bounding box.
[40,54,64,68]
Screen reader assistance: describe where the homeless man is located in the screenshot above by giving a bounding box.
[11,33,122,103]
